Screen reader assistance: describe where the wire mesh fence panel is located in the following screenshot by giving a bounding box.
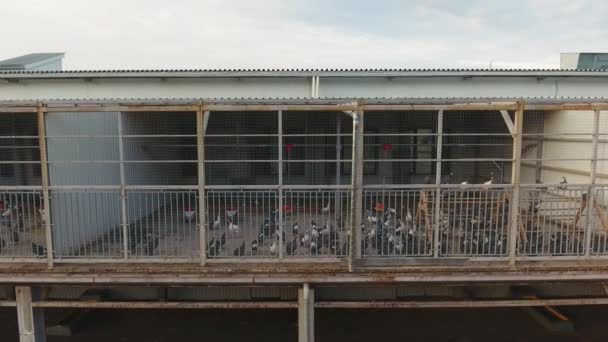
[517,185,587,257]
[51,190,123,259]
[364,111,437,185]
[46,112,120,187]
[442,111,513,186]
[206,111,278,186]
[362,189,432,257]
[123,112,197,186]
[205,189,278,258]
[438,186,510,257]
[522,110,595,186]
[0,190,45,258]
[590,186,608,255]
[126,190,199,259]
[283,111,352,186]
[282,189,351,258]
[0,113,41,186]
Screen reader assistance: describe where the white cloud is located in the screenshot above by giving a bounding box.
[0,0,606,69]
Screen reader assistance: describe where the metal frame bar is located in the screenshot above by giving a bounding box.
[117,112,129,260]
[508,102,524,265]
[349,105,364,271]
[37,104,54,268]
[197,106,207,265]
[433,110,444,258]
[278,110,284,259]
[585,109,600,257]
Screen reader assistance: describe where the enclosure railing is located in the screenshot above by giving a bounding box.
[1,103,608,269]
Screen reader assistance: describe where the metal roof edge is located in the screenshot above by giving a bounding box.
[2,68,608,79]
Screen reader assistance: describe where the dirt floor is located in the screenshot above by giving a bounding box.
[2,306,608,341]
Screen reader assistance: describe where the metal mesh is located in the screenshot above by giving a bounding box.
[364,111,437,185]
[206,111,277,186]
[362,189,432,256]
[123,112,196,186]
[50,190,122,258]
[0,190,45,258]
[126,190,199,259]
[0,113,40,186]
[1,108,606,262]
[283,111,352,186]
[442,111,512,185]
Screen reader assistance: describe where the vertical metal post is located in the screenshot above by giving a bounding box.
[117,112,129,259]
[16,286,46,342]
[298,283,314,342]
[278,110,284,259]
[585,109,600,256]
[197,105,207,265]
[37,104,53,268]
[349,105,364,271]
[508,103,524,266]
[433,110,444,258]
[335,116,341,217]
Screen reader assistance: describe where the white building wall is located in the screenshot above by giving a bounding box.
[2,76,608,100]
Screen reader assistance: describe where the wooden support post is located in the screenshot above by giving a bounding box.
[37,104,53,268]
[508,102,524,266]
[117,112,128,259]
[201,105,209,266]
[433,110,444,257]
[585,109,600,256]
[16,286,46,342]
[349,104,364,271]
[278,110,284,259]
[298,283,314,342]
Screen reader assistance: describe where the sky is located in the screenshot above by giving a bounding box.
[1,0,607,70]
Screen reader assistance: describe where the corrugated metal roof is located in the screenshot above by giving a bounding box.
[2,68,608,78]
[0,53,64,70]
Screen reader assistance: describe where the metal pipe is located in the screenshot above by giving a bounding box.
[117,112,129,260]
[197,105,207,265]
[278,110,284,259]
[349,109,363,272]
[433,110,444,258]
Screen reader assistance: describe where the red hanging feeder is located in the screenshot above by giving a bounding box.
[284,143,293,153]
[382,143,393,152]
[374,202,385,212]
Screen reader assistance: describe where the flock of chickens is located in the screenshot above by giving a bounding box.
[206,202,349,257]
[0,201,47,256]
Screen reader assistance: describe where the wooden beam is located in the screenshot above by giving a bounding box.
[508,103,524,266]
[15,286,46,342]
[499,110,516,135]
[349,103,364,272]
[197,103,207,265]
[521,163,608,180]
[37,104,53,268]
[298,284,314,342]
